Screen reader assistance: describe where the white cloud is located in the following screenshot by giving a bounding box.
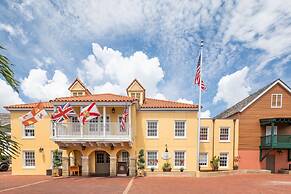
[201,110,211,118]
[0,79,24,112]
[33,57,55,68]
[21,68,70,101]
[213,67,251,107]
[153,93,167,100]
[0,23,28,44]
[78,43,164,96]
[177,98,193,104]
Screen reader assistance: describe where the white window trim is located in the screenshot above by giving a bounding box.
[271,94,283,108]
[200,127,209,142]
[219,127,231,142]
[146,150,159,169]
[23,150,36,169]
[219,152,229,169]
[174,120,187,139]
[199,152,208,167]
[22,124,35,139]
[146,120,159,138]
[173,150,186,169]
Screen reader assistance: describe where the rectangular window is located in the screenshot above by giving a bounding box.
[219,153,228,167]
[147,121,158,137]
[136,93,141,101]
[200,127,208,141]
[89,117,99,132]
[220,127,230,141]
[174,151,185,167]
[147,151,158,167]
[24,125,35,137]
[24,151,35,167]
[271,94,282,108]
[175,121,186,137]
[288,150,291,162]
[100,116,110,131]
[199,153,208,166]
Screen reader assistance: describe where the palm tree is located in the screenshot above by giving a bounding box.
[0,44,20,158]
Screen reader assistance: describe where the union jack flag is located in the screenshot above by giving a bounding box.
[120,108,128,131]
[194,54,206,91]
[51,103,74,123]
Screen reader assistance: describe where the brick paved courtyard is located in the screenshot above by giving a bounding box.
[1,172,291,194]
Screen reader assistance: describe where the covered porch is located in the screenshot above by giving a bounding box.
[259,118,291,172]
[59,142,136,177]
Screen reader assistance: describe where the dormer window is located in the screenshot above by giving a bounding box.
[131,92,141,102]
[271,94,282,108]
[126,79,145,105]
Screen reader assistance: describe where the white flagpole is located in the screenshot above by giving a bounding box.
[197,40,203,172]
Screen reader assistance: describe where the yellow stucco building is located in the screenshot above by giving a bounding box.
[5,79,238,176]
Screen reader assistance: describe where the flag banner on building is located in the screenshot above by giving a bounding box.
[20,102,48,126]
[79,102,101,125]
[51,103,74,123]
[120,108,128,131]
[194,54,206,91]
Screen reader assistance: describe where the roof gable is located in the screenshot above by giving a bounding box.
[215,79,291,118]
[126,79,145,92]
[68,78,92,95]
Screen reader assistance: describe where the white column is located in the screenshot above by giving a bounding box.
[128,105,132,140]
[103,106,106,137]
[80,106,83,138]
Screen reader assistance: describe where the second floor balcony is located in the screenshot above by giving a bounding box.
[51,122,131,142]
[260,135,291,149]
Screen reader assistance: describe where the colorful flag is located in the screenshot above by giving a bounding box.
[120,108,128,131]
[51,103,74,123]
[194,54,206,91]
[20,102,47,126]
[79,102,101,125]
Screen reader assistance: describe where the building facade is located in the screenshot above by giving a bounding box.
[216,79,291,173]
[6,79,238,176]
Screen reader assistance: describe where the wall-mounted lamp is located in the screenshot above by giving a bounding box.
[111,107,115,113]
[81,145,86,150]
[111,144,114,150]
[39,147,44,152]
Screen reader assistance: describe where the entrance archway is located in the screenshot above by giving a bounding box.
[95,151,110,176]
[116,150,130,176]
[68,150,82,176]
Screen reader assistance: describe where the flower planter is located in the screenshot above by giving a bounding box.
[163,168,172,172]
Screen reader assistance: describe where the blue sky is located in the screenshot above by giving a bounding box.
[0,0,290,116]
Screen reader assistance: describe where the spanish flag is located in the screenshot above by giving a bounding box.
[20,102,47,126]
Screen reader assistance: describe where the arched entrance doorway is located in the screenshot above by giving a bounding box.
[95,151,110,176]
[116,150,130,176]
[68,150,82,176]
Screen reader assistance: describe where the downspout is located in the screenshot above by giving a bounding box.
[233,119,236,169]
[212,119,215,159]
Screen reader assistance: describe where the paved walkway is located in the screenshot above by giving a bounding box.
[1,172,291,194]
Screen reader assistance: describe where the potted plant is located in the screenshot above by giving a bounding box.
[137,149,145,176]
[210,156,220,171]
[52,149,62,177]
[233,156,239,170]
[162,162,171,172]
[180,167,184,172]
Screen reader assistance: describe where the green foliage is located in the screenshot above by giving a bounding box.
[0,44,19,92]
[162,162,171,171]
[137,149,145,170]
[52,149,62,168]
[0,128,20,159]
[210,156,220,171]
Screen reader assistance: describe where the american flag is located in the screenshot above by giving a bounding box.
[194,54,206,91]
[51,103,74,123]
[120,108,128,131]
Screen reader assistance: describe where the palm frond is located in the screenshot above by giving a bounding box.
[0,44,19,92]
[0,128,20,159]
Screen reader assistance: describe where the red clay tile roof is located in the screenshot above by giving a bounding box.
[4,94,198,110]
[52,93,136,102]
[141,98,198,109]
[4,102,53,110]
